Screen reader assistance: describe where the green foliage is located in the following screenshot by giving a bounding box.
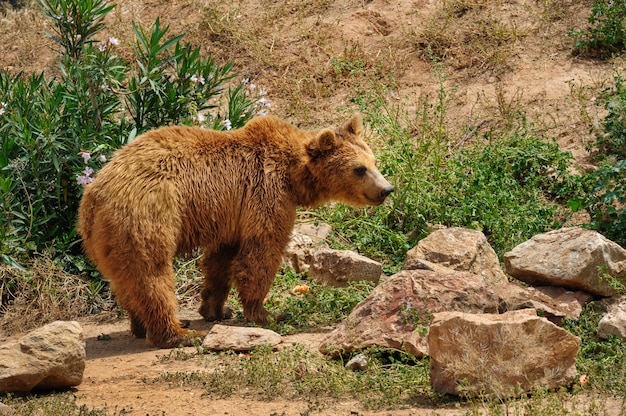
[596,71,626,158]
[576,71,626,247]
[571,0,626,55]
[565,303,626,394]
[0,0,260,266]
[40,0,115,60]
[159,344,433,410]
[1,392,111,415]
[263,268,375,334]
[581,159,626,247]
[317,79,586,272]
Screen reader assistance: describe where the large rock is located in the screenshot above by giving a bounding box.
[201,324,282,351]
[597,297,626,341]
[504,227,626,296]
[0,321,86,393]
[308,249,382,287]
[403,227,508,285]
[429,309,580,398]
[494,283,593,324]
[319,270,499,357]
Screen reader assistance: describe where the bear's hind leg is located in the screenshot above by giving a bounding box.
[111,264,207,348]
[198,246,237,321]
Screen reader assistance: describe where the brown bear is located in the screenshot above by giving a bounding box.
[77,114,393,348]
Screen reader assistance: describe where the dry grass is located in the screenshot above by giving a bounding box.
[0,255,115,336]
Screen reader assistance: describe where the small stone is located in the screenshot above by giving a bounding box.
[201,324,282,351]
[345,354,368,371]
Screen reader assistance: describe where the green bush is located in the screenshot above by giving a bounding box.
[316,81,586,272]
[575,71,626,247]
[571,0,626,55]
[0,0,262,266]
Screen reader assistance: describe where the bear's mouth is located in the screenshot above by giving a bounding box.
[365,194,388,206]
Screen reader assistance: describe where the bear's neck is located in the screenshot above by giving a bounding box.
[289,162,330,208]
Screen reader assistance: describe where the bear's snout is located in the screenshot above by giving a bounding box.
[381,186,394,198]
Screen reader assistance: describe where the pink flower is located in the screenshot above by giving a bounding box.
[80,152,91,163]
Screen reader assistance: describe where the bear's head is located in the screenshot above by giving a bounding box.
[306,114,394,207]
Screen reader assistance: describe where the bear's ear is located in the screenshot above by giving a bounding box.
[308,129,337,157]
[342,113,364,137]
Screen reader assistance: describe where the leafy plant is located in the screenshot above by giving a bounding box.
[316,77,586,271]
[570,0,626,55]
[575,71,626,247]
[565,303,626,394]
[580,159,626,247]
[0,0,262,266]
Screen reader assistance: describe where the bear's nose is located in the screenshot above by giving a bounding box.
[381,186,394,198]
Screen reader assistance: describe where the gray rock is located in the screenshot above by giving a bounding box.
[504,227,626,296]
[0,321,86,393]
[308,248,382,287]
[598,297,626,340]
[345,353,368,371]
[404,227,508,285]
[201,324,282,351]
[319,269,499,357]
[429,309,580,398]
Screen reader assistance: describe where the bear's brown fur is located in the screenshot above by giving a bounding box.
[77,114,393,348]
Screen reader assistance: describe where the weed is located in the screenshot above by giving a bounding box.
[1,391,116,415]
[408,0,519,74]
[0,254,114,335]
[157,344,433,410]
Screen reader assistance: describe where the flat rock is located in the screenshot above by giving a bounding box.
[201,324,282,351]
[494,283,593,324]
[504,227,626,296]
[284,222,332,273]
[598,297,626,340]
[0,321,85,393]
[308,248,382,287]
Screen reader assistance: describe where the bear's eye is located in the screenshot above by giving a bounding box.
[353,166,367,177]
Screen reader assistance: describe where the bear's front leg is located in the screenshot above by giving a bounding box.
[232,241,284,326]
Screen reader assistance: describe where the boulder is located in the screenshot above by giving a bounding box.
[429,309,580,398]
[494,283,593,324]
[403,227,508,285]
[504,227,626,296]
[201,324,282,351]
[308,249,382,287]
[597,297,626,341]
[0,321,85,393]
[319,270,499,357]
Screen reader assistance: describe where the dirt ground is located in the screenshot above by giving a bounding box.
[1,0,623,414]
[74,310,464,416]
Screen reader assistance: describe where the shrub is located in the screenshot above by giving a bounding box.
[575,71,626,247]
[0,0,263,266]
[571,0,626,55]
[316,80,586,272]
